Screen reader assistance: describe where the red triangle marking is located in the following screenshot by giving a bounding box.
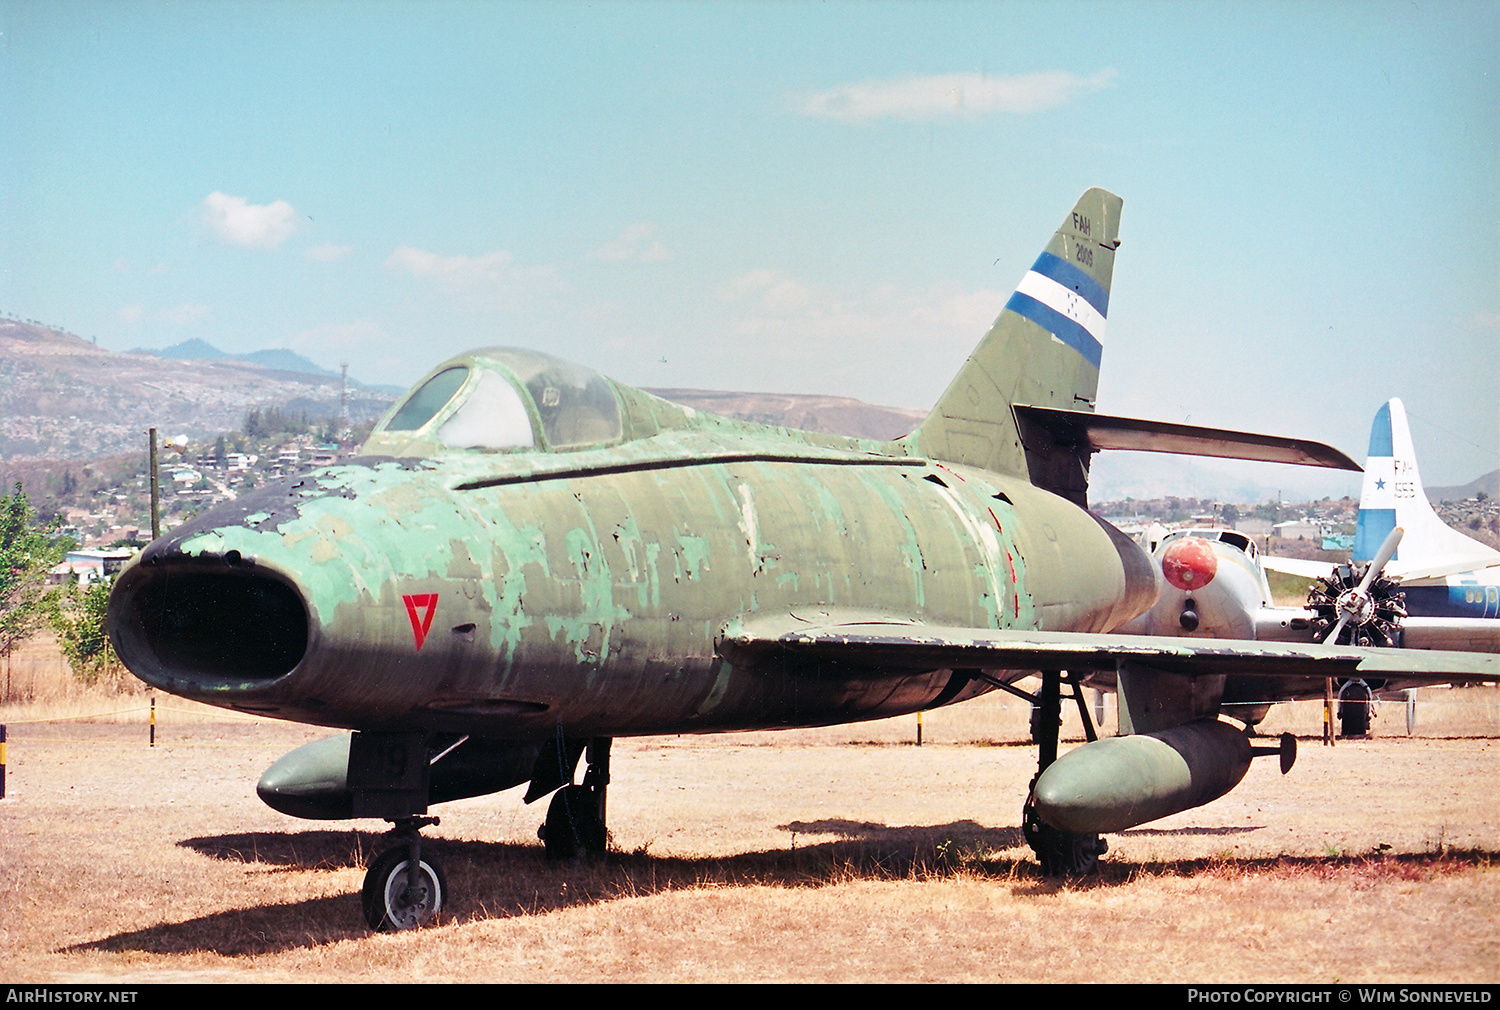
[403,593,439,650]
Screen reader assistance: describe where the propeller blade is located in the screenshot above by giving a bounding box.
[1324,527,1404,644]
[1357,526,1404,595]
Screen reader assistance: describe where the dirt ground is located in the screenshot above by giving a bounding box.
[1,689,1496,983]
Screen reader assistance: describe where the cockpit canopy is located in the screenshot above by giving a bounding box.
[1161,528,1258,560]
[363,348,624,456]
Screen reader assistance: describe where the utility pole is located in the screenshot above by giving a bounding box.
[339,361,352,442]
[149,427,160,540]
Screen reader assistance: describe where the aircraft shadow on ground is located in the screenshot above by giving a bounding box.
[61,825,1496,958]
[1120,825,1264,837]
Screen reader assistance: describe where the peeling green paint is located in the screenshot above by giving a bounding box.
[112,340,1152,738]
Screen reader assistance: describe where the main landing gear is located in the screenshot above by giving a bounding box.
[539,738,612,860]
[1024,668,1107,875]
[356,735,615,929]
[971,667,1107,875]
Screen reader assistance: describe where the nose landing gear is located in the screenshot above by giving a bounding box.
[363,816,446,931]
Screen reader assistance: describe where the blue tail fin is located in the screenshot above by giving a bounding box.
[1356,398,1500,578]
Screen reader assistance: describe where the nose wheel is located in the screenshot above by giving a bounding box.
[363,817,445,931]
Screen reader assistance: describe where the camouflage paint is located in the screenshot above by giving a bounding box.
[110,190,1148,741]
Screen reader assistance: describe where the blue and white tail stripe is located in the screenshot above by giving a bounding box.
[1354,401,1398,562]
[1004,251,1110,368]
[1355,397,1500,580]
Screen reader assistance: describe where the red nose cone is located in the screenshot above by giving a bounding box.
[1161,536,1218,591]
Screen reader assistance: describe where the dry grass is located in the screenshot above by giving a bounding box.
[1,672,1496,983]
[2,638,1496,982]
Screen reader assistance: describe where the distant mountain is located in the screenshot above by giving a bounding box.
[1085,451,1363,508]
[1429,470,1499,503]
[146,339,336,377]
[0,321,393,461]
[0,321,925,461]
[6,319,1491,506]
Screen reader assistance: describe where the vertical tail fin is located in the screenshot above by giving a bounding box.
[908,189,1122,503]
[1355,398,1500,577]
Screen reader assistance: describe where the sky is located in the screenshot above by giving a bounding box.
[2,0,1496,493]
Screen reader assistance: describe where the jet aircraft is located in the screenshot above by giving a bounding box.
[107,190,1496,931]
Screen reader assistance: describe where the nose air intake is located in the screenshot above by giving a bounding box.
[109,563,310,691]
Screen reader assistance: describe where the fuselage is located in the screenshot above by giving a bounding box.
[1397,566,1500,651]
[1117,529,1314,643]
[109,349,1156,741]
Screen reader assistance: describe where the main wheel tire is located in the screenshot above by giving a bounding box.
[1023,802,1107,876]
[362,847,446,931]
[542,784,607,860]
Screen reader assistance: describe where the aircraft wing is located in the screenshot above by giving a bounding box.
[1260,555,1336,579]
[721,612,1498,682]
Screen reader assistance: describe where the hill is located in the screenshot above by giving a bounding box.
[3,320,1488,507]
[1429,470,1499,503]
[1,321,927,461]
[147,338,337,377]
[0,321,393,461]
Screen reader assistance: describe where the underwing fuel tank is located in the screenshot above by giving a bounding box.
[1028,718,1253,835]
[256,732,544,819]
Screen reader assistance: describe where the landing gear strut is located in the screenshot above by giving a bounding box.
[539,737,612,860]
[969,667,1108,875]
[1023,669,1106,875]
[362,816,446,931]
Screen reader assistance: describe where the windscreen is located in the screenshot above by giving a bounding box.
[382,367,469,432]
[437,368,536,449]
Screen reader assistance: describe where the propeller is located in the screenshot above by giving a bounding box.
[1321,526,1404,646]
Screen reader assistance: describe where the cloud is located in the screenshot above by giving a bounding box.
[797,69,1117,122]
[716,270,1004,381]
[117,302,211,326]
[386,246,514,283]
[202,191,299,248]
[305,242,353,263]
[290,320,389,369]
[717,269,815,314]
[589,222,670,263]
[1467,310,1500,333]
[385,245,565,309]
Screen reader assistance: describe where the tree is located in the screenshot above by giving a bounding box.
[1,483,73,667]
[50,577,116,686]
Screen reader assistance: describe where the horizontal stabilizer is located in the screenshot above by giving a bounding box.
[1013,406,1361,471]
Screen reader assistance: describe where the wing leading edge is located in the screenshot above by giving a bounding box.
[720,612,1498,682]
